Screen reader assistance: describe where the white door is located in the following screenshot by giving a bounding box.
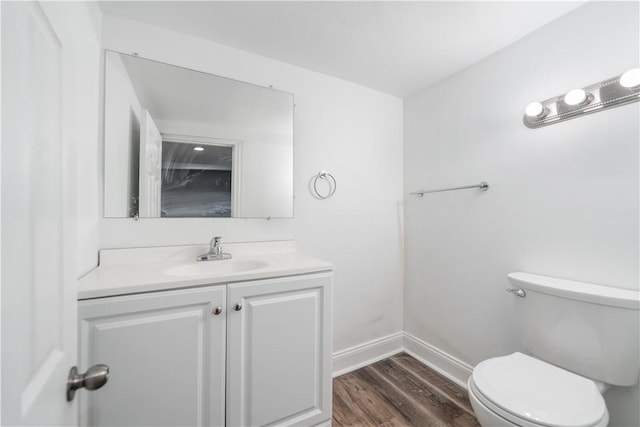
[78,286,227,427]
[139,110,162,217]
[1,2,77,425]
[227,273,333,427]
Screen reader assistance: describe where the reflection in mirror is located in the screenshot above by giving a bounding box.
[162,141,233,218]
[103,50,294,219]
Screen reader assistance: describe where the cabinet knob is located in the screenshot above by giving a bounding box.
[234,303,243,311]
[67,364,109,402]
[212,306,223,315]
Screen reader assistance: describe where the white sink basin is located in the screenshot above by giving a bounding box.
[164,260,268,277]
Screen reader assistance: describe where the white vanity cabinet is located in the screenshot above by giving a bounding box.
[78,271,332,427]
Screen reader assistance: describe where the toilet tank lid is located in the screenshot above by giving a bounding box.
[508,272,639,310]
[472,352,607,427]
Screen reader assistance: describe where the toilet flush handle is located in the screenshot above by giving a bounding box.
[506,288,526,297]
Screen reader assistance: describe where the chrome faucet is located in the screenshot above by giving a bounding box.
[197,236,232,261]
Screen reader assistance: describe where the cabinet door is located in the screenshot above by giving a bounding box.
[227,273,333,427]
[78,286,226,427]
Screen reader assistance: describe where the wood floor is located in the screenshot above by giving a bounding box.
[332,353,481,427]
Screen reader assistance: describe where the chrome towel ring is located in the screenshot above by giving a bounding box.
[312,170,336,199]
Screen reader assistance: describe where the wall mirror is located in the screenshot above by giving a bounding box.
[103,50,294,219]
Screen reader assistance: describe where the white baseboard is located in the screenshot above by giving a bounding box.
[332,332,404,377]
[402,332,473,389]
[331,331,474,390]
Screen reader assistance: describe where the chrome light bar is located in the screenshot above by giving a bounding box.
[523,68,640,129]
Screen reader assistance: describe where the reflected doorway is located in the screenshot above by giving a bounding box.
[160,136,241,217]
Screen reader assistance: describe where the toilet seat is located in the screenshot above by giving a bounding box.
[470,352,608,427]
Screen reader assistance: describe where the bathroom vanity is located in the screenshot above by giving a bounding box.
[77,242,333,427]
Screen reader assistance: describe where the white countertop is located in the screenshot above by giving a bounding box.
[78,241,333,300]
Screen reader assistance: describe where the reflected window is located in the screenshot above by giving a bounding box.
[161,141,232,217]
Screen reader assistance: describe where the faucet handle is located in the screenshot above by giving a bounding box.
[210,237,223,256]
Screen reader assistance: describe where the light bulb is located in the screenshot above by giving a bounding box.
[193,146,204,151]
[525,102,546,118]
[564,88,588,106]
[620,68,640,89]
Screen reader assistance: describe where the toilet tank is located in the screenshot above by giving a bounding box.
[508,272,640,387]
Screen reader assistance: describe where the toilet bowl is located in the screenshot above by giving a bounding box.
[467,352,608,427]
[466,273,639,427]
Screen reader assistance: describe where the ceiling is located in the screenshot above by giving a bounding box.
[99,1,586,97]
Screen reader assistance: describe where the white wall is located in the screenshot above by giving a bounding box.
[65,2,102,278]
[404,2,639,426]
[99,15,405,353]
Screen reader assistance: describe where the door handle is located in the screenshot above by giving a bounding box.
[67,364,110,402]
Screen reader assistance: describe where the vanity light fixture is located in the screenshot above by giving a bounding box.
[193,146,205,151]
[523,68,640,129]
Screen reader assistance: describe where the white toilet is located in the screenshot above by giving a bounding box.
[468,272,640,427]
